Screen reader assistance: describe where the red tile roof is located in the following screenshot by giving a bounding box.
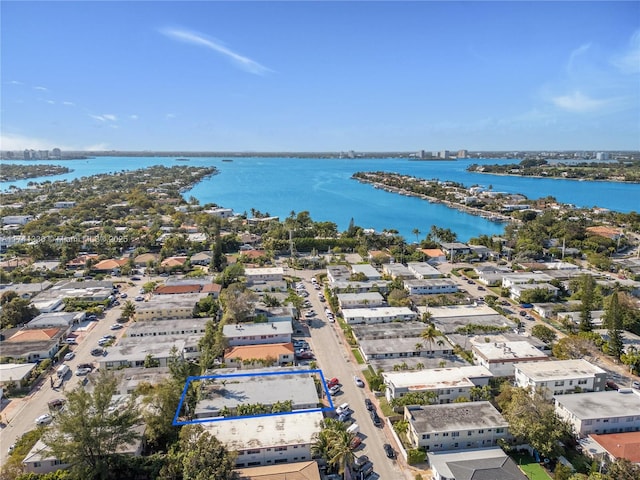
[224,343,294,362]
[8,328,61,342]
[591,432,640,463]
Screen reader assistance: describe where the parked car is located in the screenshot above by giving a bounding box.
[131,276,141,281]
[35,414,53,426]
[75,367,92,376]
[63,352,75,361]
[78,363,94,370]
[371,412,382,427]
[349,436,362,450]
[47,398,66,411]
[336,403,350,415]
[65,337,78,345]
[91,348,105,356]
[98,338,110,346]
[120,293,128,298]
[354,376,365,388]
[110,323,123,330]
[354,455,369,469]
[338,411,352,422]
[633,381,640,390]
[478,286,486,291]
[135,296,144,301]
[329,385,341,396]
[327,377,340,388]
[364,398,374,411]
[384,443,395,459]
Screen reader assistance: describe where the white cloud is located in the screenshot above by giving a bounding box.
[9,80,23,85]
[551,91,612,113]
[89,114,117,122]
[0,133,70,150]
[63,101,75,106]
[612,29,640,73]
[33,86,48,91]
[160,27,272,75]
[165,113,176,119]
[47,100,55,104]
[567,43,591,72]
[130,114,139,120]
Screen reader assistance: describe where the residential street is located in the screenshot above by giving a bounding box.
[292,268,408,480]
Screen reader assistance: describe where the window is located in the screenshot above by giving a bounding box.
[578,379,587,385]
[246,449,260,455]
[452,432,459,437]
[443,432,449,437]
[478,429,484,434]
[275,446,287,451]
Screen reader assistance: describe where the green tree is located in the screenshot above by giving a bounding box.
[0,296,39,329]
[158,424,238,480]
[120,300,136,321]
[579,274,596,332]
[500,386,570,458]
[604,290,624,359]
[420,324,444,351]
[43,370,142,479]
[531,324,557,344]
[219,283,257,323]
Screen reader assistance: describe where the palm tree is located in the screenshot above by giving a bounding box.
[412,228,421,244]
[327,430,356,477]
[420,324,441,352]
[121,300,136,321]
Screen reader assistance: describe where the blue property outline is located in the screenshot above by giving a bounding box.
[173,369,335,425]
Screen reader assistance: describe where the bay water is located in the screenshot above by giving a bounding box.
[2,157,638,242]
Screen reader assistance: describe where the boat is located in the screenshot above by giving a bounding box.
[175,158,189,162]
[222,159,233,162]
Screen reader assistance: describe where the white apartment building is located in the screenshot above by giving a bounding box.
[134,293,207,321]
[244,267,284,285]
[337,292,385,309]
[472,341,549,377]
[383,366,493,404]
[342,306,417,325]
[404,402,509,451]
[404,278,458,295]
[515,359,607,400]
[407,262,442,279]
[351,263,381,280]
[203,411,323,468]
[554,389,640,437]
[223,320,293,346]
[382,263,415,279]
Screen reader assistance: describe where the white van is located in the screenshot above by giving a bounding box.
[336,402,350,415]
[346,423,360,435]
[56,364,70,378]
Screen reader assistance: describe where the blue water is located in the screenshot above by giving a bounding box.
[2,157,639,242]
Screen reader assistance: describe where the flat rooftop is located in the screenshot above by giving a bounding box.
[223,320,293,338]
[126,318,209,336]
[135,292,207,310]
[555,390,640,420]
[194,371,319,417]
[383,365,493,390]
[408,401,508,433]
[342,306,416,318]
[360,335,451,355]
[418,304,500,318]
[473,341,549,361]
[203,411,324,450]
[351,321,429,340]
[516,359,606,381]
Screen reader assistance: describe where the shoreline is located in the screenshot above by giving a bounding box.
[471,170,640,184]
[354,177,516,224]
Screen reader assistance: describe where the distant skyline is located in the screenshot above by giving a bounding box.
[1,1,639,152]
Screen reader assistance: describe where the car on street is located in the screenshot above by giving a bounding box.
[519,311,527,316]
[75,367,92,376]
[64,352,75,361]
[47,398,66,411]
[633,381,640,389]
[371,412,382,427]
[327,377,340,388]
[349,436,362,450]
[65,337,78,345]
[131,277,141,281]
[478,286,486,291]
[383,443,396,459]
[336,402,350,415]
[78,363,94,370]
[120,293,127,298]
[354,376,365,387]
[364,398,374,411]
[338,411,352,422]
[305,310,315,318]
[354,455,369,469]
[91,348,105,356]
[8,444,15,454]
[135,296,144,301]
[35,414,53,426]
[98,338,110,346]
[329,385,341,396]
[110,323,123,330]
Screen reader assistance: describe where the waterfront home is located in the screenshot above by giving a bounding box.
[428,447,528,480]
[514,359,607,400]
[420,248,446,264]
[404,402,509,451]
[203,411,323,468]
[439,242,471,258]
[383,365,493,403]
[341,306,417,325]
[554,389,640,437]
[472,341,549,377]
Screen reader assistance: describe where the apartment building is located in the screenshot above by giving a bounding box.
[514,359,607,399]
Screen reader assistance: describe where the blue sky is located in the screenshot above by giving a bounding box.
[1,1,639,152]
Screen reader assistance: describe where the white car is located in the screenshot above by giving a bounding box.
[110,323,123,330]
[354,376,365,388]
[64,352,75,361]
[75,367,92,376]
[35,414,53,426]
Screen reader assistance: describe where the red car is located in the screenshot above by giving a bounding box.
[327,377,340,388]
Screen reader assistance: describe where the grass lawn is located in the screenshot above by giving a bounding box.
[511,453,553,480]
[352,348,365,364]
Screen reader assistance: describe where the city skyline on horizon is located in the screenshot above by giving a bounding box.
[2,1,639,152]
